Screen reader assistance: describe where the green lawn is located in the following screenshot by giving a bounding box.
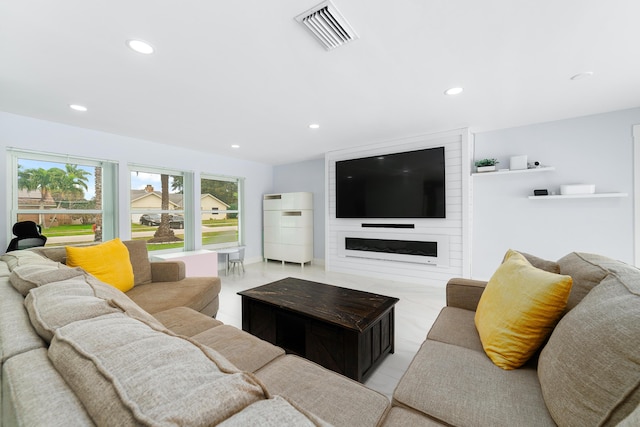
[42,222,238,251]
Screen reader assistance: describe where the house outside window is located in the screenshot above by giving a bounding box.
[130,166,190,252]
[8,150,117,246]
[200,175,243,248]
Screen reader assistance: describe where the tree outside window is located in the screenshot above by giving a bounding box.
[11,155,109,247]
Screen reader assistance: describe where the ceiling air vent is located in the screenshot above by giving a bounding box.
[295,1,358,51]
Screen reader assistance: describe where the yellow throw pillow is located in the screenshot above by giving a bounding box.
[66,238,135,293]
[475,249,573,370]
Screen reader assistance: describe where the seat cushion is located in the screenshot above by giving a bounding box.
[255,354,390,427]
[381,407,447,426]
[538,267,640,426]
[126,276,221,314]
[393,340,556,427]
[153,306,223,336]
[192,325,285,372]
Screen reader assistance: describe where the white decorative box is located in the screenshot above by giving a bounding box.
[560,184,596,195]
[509,155,528,170]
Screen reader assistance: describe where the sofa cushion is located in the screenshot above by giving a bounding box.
[538,267,640,426]
[192,325,285,372]
[66,238,135,292]
[126,276,221,314]
[475,249,572,369]
[427,306,484,353]
[218,396,330,427]
[1,348,93,426]
[25,276,123,342]
[9,263,85,296]
[393,339,556,426]
[0,278,45,363]
[381,407,447,426]
[122,239,152,285]
[153,306,223,336]
[24,274,164,343]
[0,250,56,271]
[557,252,610,311]
[256,354,390,427]
[49,313,268,426]
[503,250,561,274]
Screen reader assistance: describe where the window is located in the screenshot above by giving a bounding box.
[9,150,117,246]
[130,166,191,252]
[200,175,243,248]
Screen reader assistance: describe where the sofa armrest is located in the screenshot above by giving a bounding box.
[150,261,186,282]
[446,278,488,311]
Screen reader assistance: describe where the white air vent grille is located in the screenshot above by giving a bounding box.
[295,1,358,51]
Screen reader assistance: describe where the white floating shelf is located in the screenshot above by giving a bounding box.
[472,166,555,176]
[528,193,628,200]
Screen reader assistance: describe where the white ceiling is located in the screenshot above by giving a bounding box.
[1,0,639,165]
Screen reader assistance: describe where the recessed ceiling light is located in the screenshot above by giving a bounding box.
[309,123,320,129]
[570,71,594,81]
[231,144,240,149]
[69,104,87,112]
[127,39,154,55]
[444,87,464,96]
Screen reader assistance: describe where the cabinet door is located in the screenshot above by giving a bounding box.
[281,192,313,210]
[263,226,281,244]
[263,210,281,227]
[281,227,313,245]
[263,194,282,211]
[280,210,313,228]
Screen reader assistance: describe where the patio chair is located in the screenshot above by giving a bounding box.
[228,247,245,274]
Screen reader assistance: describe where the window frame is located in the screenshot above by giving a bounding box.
[128,163,194,252]
[8,148,118,244]
[200,173,244,249]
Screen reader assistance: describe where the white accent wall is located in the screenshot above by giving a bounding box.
[0,112,273,262]
[325,129,471,286]
[472,108,639,279]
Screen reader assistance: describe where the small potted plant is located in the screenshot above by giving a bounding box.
[475,158,499,173]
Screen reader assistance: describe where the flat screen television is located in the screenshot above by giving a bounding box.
[336,147,446,218]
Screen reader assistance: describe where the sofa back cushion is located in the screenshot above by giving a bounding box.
[24,274,163,343]
[122,239,152,285]
[31,240,152,286]
[538,264,640,426]
[10,263,85,296]
[49,313,268,426]
[557,252,609,311]
[0,250,56,271]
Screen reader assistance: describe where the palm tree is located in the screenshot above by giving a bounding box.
[18,167,63,227]
[49,164,91,224]
[148,174,181,243]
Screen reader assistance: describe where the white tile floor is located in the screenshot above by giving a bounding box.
[215,260,447,398]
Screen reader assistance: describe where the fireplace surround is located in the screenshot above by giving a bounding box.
[337,231,450,266]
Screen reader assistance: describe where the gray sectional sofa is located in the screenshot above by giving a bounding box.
[1,245,639,426]
[390,252,640,426]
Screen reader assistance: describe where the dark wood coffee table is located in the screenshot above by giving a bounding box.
[238,277,399,382]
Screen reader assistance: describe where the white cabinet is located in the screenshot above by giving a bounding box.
[263,192,313,266]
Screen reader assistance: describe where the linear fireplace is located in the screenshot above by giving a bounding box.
[338,232,449,266]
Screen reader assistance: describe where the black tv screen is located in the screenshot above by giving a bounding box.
[336,147,446,219]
